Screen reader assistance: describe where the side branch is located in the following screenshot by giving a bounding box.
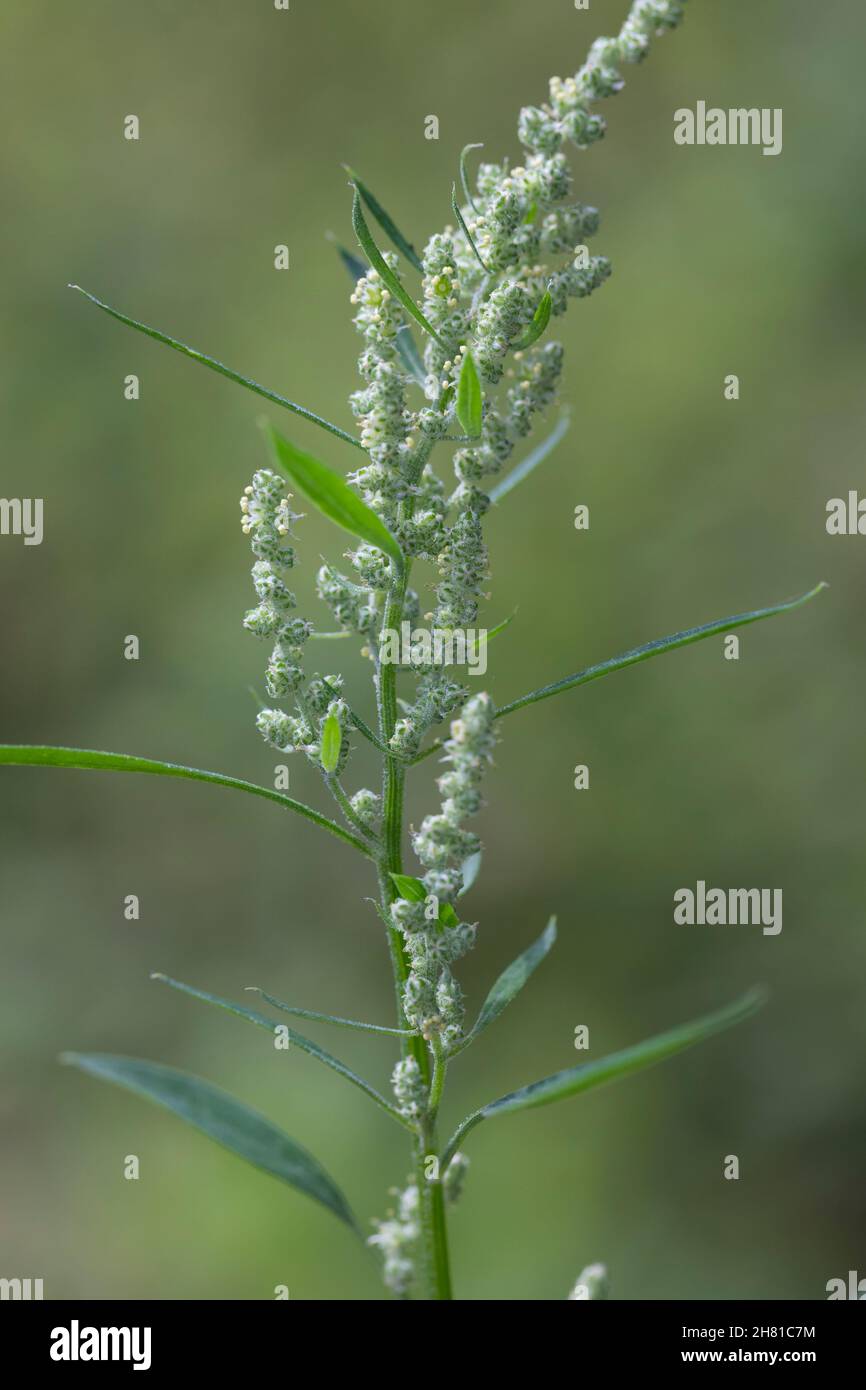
[0,745,373,858]
[496,584,827,721]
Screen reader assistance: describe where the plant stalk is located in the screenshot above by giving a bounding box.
[375,522,453,1300]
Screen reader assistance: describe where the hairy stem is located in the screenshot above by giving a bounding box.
[374,531,454,1300]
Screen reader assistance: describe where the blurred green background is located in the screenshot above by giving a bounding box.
[1,0,864,1301]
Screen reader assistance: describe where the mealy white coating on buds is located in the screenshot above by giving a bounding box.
[343,4,687,763]
[349,787,380,831]
[241,470,314,721]
[391,1056,426,1123]
[390,693,496,1051]
[239,471,361,784]
[368,1180,420,1296]
[368,1152,470,1295]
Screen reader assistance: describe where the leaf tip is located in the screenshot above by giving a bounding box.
[741,983,769,1012]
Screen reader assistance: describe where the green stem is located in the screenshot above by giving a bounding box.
[428,1037,446,1128]
[414,1132,453,1301]
[427,1164,453,1300]
[372,470,454,1298]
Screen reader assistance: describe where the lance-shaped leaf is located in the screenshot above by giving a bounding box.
[330,237,426,386]
[459,850,482,897]
[61,1052,359,1230]
[389,872,459,927]
[246,987,417,1037]
[351,187,446,349]
[443,987,766,1167]
[0,745,370,856]
[344,167,423,271]
[69,286,362,451]
[451,917,557,1056]
[456,349,483,438]
[394,326,427,387]
[389,872,426,902]
[512,290,552,351]
[459,142,483,214]
[320,678,390,755]
[451,184,488,272]
[329,236,367,282]
[151,974,413,1131]
[486,609,517,643]
[320,712,342,774]
[496,583,828,721]
[262,421,403,571]
[489,414,570,504]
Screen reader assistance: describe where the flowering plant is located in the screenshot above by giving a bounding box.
[0,0,822,1299]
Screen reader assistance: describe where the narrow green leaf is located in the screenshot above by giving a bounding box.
[489,414,570,504]
[456,349,483,439]
[330,238,426,386]
[486,609,518,642]
[151,974,413,1130]
[0,745,371,857]
[459,851,482,897]
[443,988,766,1167]
[320,678,390,756]
[394,326,427,387]
[389,872,459,927]
[246,988,417,1037]
[69,285,363,451]
[351,188,446,349]
[344,167,423,271]
[389,872,426,903]
[451,917,557,1055]
[512,290,552,351]
[451,184,489,273]
[262,421,403,571]
[497,583,828,721]
[328,236,367,282]
[320,712,342,774]
[61,1052,359,1230]
[459,143,483,214]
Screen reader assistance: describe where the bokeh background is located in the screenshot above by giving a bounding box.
[1,0,864,1301]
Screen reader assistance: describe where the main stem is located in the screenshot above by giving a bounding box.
[375,530,453,1301]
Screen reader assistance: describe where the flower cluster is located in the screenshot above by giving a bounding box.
[369,1156,470,1296]
[329,7,688,766]
[389,693,497,1053]
[348,257,414,526]
[240,471,357,776]
[240,469,308,696]
[368,1180,420,1297]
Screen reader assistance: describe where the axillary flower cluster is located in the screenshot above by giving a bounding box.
[10,0,819,1305]
[236,0,688,1293]
[9,0,815,1304]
